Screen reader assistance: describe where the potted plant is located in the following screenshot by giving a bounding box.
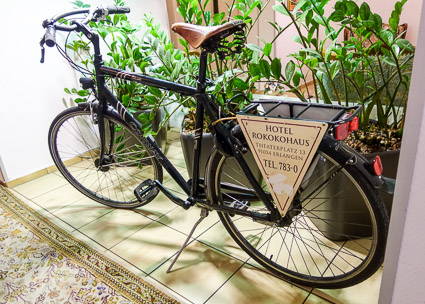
[172,0,278,178]
[262,0,415,212]
[62,0,178,150]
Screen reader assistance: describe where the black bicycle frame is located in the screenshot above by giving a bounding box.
[80,23,276,220]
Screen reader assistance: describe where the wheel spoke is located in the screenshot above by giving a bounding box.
[209,142,387,288]
[50,109,160,207]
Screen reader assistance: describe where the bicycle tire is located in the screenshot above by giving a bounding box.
[48,106,163,209]
[205,135,389,289]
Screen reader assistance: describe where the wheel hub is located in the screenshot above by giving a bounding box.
[94,155,113,172]
[278,197,302,227]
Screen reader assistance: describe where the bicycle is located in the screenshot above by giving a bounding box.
[40,5,391,289]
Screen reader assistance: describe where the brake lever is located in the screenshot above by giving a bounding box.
[96,4,108,21]
[39,37,46,63]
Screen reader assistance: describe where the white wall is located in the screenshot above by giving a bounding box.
[379,0,425,301]
[0,0,169,182]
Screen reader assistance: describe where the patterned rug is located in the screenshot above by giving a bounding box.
[0,186,180,304]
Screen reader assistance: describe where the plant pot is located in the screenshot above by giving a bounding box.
[258,100,399,239]
[180,126,262,185]
[308,148,399,241]
[364,149,400,215]
[180,130,215,179]
[134,107,167,151]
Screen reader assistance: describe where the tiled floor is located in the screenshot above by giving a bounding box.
[10,129,383,304]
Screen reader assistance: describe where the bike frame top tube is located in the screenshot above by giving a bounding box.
[83,23,212,199]
[81,23,274,209]
[99,66,198,96]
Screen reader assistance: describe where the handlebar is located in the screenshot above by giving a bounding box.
[41,6,130,48]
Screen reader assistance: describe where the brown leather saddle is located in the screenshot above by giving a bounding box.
[171,20,245,49]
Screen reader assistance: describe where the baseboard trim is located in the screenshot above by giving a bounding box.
[5,165,58,188]
[5,152,96,188]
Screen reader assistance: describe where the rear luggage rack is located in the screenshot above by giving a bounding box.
[238,99,362,126]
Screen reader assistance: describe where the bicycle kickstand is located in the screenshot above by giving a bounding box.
[166,208,209,273]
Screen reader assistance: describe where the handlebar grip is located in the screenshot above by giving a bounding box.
[45,26,56,47]
[106,6,131,14]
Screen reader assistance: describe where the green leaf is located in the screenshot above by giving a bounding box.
[64,88,71,94]
[329,11,345,22]
[381,47,392,58]
[245,43,263,53]
[113,14,120,26]
[329,61,339,80]
[383,57,397,67]
[74,98,86,104]
[259,59,271,79]
[389,15,399,31]
[309,57,319,67]
[122,94,131,106]
[148,86,162,97]
[203,0,211,10]
[113,53,120,65]
[380,30,394,45]
[139,61,149,72]
[292,72,300,87]
[306,10,313,25]
[77,89,89,97]
[301,48,322,58]
[298,9,310,25]
[396,38,415,52]
[248,63,261,76]
[144,95,158,105]
[271,58,282,80]
[307,24,317,43]
[292,35,302,44]
[293,0,307,12]
[152,38,159,51]
[395,1,403,14]
[252,49,259,64]
[233,78,249,90]
[137,112,151,122]
[372,13,383,31]
[205,10,211,24]
[268,21,281,32]
[359,2,371,21]
[313,15,326,26]
[362,20,375,27]
[272,4,288,16]
[213,12,225,24]
[335,1,347,14]
[346,1,359,17]
[263,43,272,57]
[284,60,295,81]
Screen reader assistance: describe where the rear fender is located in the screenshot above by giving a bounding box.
[320,136,392,193]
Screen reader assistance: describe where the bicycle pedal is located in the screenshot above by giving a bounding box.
[134,179,159,203]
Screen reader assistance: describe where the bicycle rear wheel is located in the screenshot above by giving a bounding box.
[48,105,162,208]
[205,136,389,289]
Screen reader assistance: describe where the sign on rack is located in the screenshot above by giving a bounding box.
[236,115,328,217]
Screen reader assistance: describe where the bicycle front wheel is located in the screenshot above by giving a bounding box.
[205,136,388,289]
[48,105,162,208]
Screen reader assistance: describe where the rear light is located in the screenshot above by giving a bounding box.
[372,156,383,176]
[335,115,359,140]
[349,116,359,132]
[335,122,350,140]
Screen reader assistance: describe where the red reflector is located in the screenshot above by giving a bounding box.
[372,156,383,176]
[335,123,349,140]
[349,117,359,132]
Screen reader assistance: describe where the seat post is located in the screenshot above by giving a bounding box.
[197,50,209,93]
